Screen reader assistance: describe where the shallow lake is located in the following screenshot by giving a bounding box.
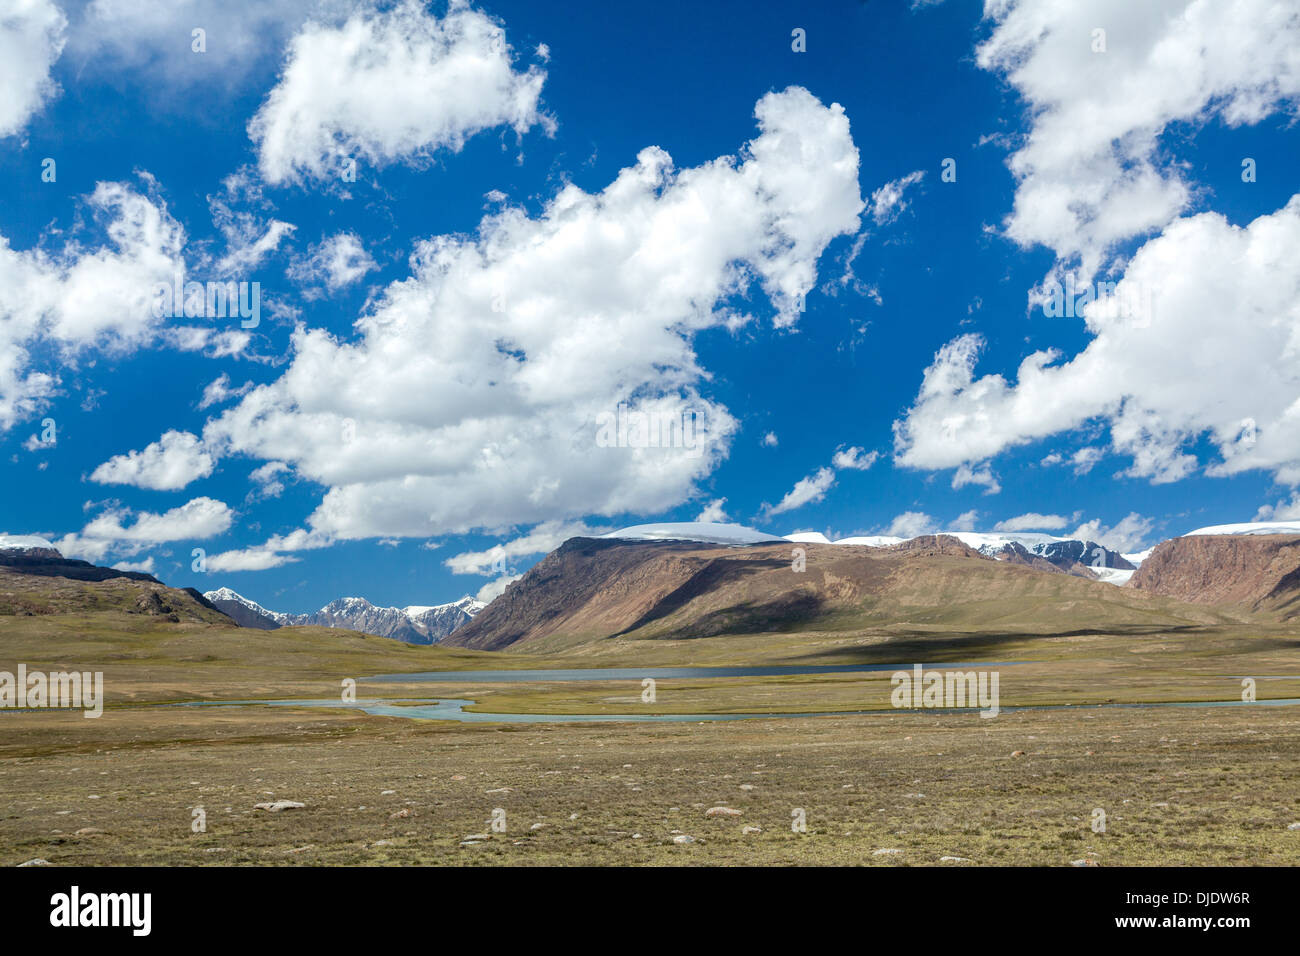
[180,695,1300,724]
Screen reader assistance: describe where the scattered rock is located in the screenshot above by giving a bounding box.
[73,827,105,837]
[672,834,697,844]
[873,848,903,856]
[940,855,971,863]
[739,784,756,791]
[742,826,762,835]
[1287,823,1300,831]
[17,859,49,867]
[133,591,177,617]
[530,823,544,831]
[1070,859,1099,867]
[463,833,491,841]
[705,806,742,818]
[389,808,412,819]
[253,800,305,812]
[381,790,396,795]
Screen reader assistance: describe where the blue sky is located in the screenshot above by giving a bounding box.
[3,0,1299,613]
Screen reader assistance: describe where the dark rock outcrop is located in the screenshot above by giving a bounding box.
[0,549,161,584]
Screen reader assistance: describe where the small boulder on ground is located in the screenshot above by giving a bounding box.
[705,806,742,818]
[254,800,305,812]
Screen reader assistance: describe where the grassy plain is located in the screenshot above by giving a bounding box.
[2,595,1298,865]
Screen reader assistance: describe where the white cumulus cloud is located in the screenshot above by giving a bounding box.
[188,86,861,543]
[764,467,836,517]
[288,231,378,296]
[249,0,553,185]
[979,0,1300,281]
[695,498,728,523]
[53,496,234,565]
[994,512,1070,532]
[867,169,924,226]
[885,511,936,538]
[831,445,878,470]
[91,430,215,491]
[1070,512,1154,553]
[445,520,600,575]
[0,178,187,432]
[893,197,1300,487]
[0,0,65,138]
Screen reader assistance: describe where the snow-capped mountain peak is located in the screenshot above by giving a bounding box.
[1184,521,1300,537]
[202,587,290,624]
[772,526,1134,576]
[602,522,786,545]
[202,588,485,644]
[785,531,832,544]
[0,533,56,551]
[599,522,1132,573]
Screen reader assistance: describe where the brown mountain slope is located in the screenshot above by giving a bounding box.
[446,535,1220,652]
[1128,534,1300,617]
[0,565,233,625]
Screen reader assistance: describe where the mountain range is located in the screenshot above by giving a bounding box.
[7,520,1300,652]
[444,521,1300,651]
[0,535,485,645]
[442,532,1175,652]
[201,587,485,644]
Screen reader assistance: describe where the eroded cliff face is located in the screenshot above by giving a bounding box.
[1128,534,1300,615]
